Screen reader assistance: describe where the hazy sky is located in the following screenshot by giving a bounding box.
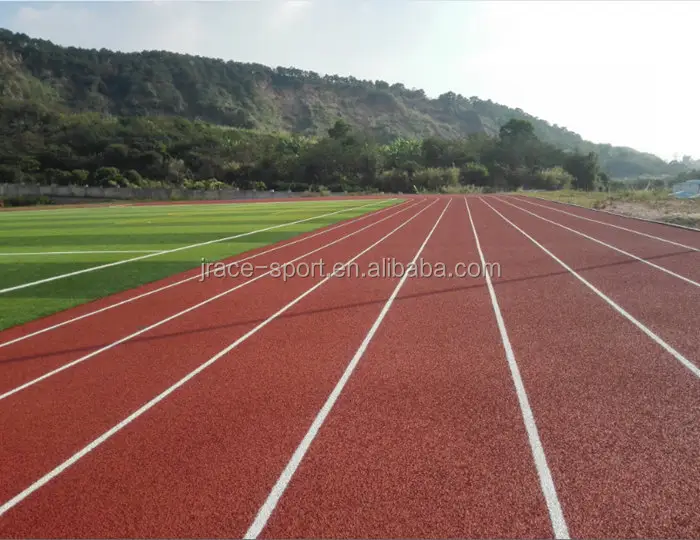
[1,0,697,161]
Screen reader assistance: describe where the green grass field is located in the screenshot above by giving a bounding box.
[0,198,400,331]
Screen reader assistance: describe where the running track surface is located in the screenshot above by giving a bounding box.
[1,194,699,538]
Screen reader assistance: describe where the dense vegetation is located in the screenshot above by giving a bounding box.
[0,27,696,191]
[0,96,610,193]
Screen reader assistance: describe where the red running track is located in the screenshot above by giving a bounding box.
[0,194,699,538]
[0,199,419,394]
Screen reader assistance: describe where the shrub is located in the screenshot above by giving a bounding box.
[439,184,484,194]
[93,166,126,187]
[537,167,575,190]
[205,179,227,190]
[413,167,459,192]
[459,162,490,186]
[43,168,73,186]
[124,169,144,187]
[2,195,54,207]
[379,169,411,193]
[71,169,90,185]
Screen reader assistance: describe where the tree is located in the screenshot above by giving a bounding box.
[499,119,536,141]
[564,152,600,191]
[381,138,422,170]
[327,119,351,140]
[421,137,449,168]
[93,166,125,187]
[460,162,490,186]
[0,165,24,183]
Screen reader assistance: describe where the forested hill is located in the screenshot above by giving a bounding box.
[0,28,685,178]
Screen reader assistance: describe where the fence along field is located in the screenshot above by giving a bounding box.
[0,198,399,331]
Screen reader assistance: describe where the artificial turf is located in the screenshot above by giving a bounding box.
[0,198,400,330]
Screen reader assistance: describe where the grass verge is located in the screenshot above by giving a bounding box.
[520,189,700,228]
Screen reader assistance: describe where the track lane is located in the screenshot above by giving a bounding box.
[470,196,700,538]
[0,201,415,395]
[0,200,433,504]
[502,195,700,283]
[486,197,700,372]
[2,192,698,538]
[256,198,557,538]
[515,195,700,250]
[0,200,444,537]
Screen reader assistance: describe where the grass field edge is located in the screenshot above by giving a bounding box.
[0,199,404,332]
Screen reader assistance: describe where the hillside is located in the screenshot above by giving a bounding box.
[0,27,687,179]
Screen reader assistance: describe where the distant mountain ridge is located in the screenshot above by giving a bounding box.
[0,28,688,178]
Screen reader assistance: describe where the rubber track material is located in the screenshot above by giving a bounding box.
[1,194,699,538]
[470,197,700,538]
[0,201,416,395]
[502,196,700,283]
[486,197,700,371]
[0,201,441,536]
[259,199,555,538]
[513,195,700,250]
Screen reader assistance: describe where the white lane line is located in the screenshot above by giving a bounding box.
[527,195,700,233]
[0,201,412,350]
[0,198,437,518]
[0,250,161,256]
[244,199,451,540]
[465,197,570,539]
[510,195,700,253]
[482,198,700,381]
[0,200,397,295]
[0,201,429,401]
[495,197,700,289]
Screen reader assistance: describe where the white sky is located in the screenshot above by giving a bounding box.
[1,0,697,161]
